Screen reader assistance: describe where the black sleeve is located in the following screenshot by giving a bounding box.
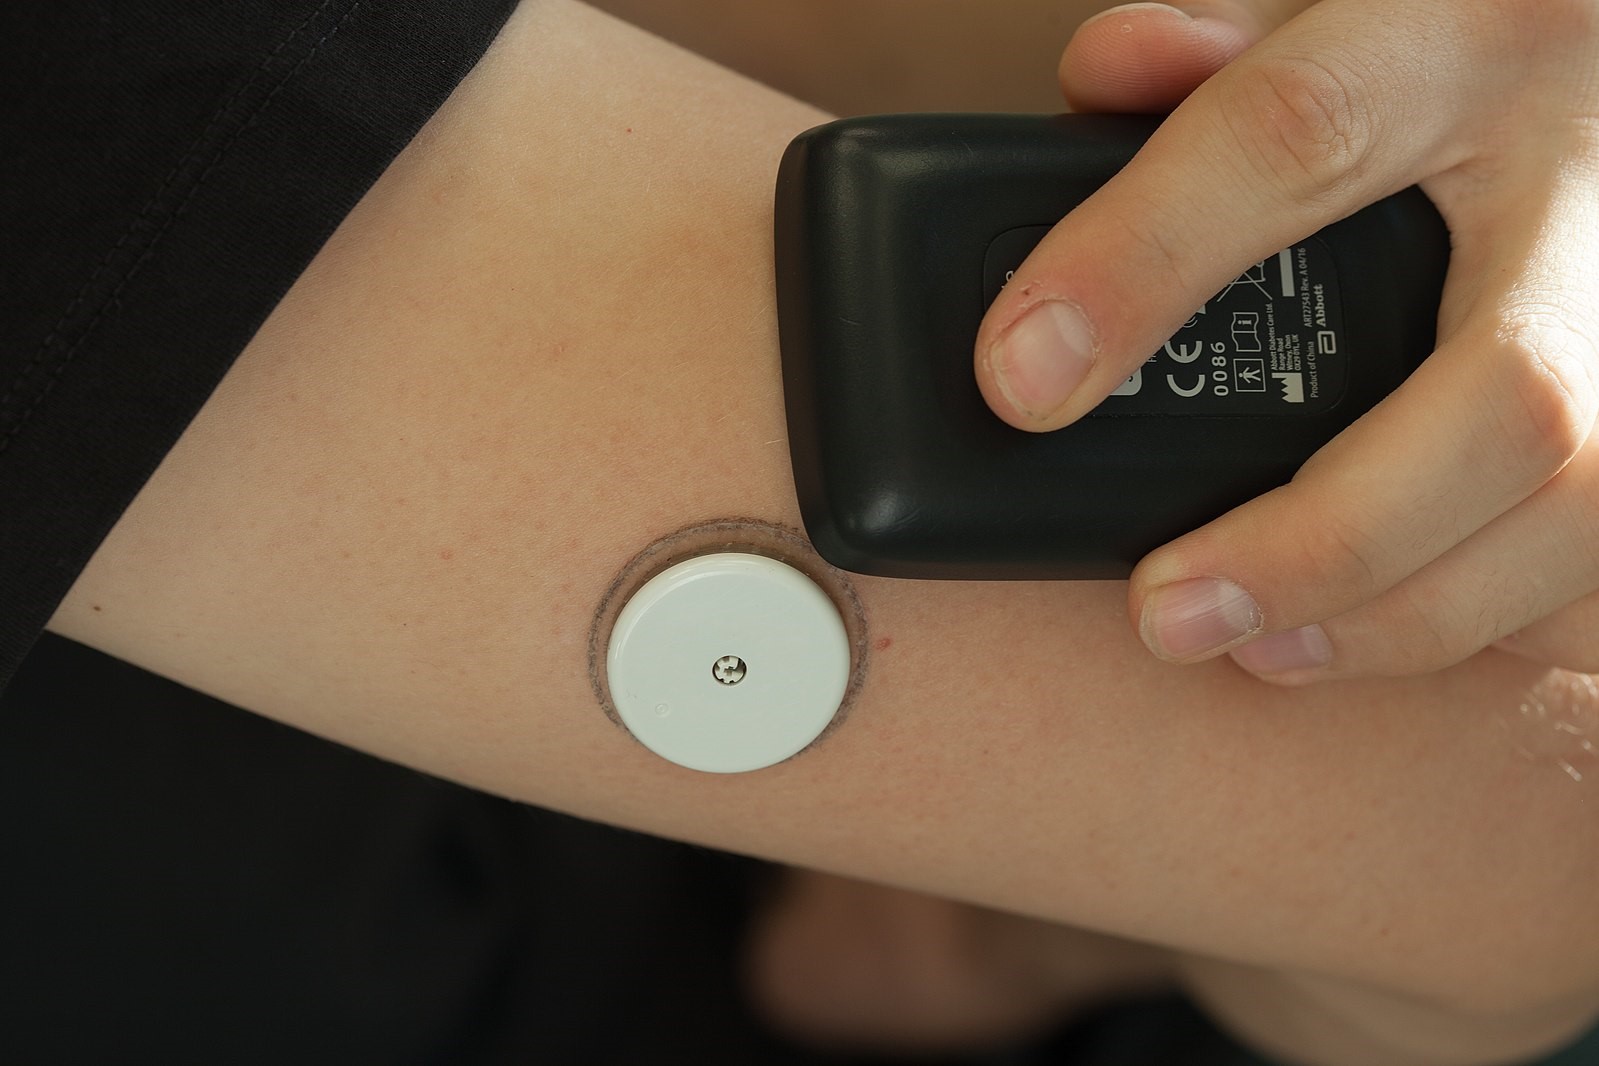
[0,0,518,693]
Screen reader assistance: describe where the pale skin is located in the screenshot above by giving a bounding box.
[44,2,1599,1063]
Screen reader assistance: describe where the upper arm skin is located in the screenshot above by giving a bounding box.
[48,0,1599,1024]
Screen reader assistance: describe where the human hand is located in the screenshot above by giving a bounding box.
[975,0,1599,683]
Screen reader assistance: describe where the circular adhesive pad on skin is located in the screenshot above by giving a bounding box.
[606,553,851,773]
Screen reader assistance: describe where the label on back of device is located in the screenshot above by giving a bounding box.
[983,226,1348,416]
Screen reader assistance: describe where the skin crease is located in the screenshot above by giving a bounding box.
[41,2,1599,1062]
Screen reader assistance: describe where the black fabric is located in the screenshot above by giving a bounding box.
[0,632,815,1065]
[0,0,516,692]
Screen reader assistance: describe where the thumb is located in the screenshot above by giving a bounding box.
[1061,2,1272,114]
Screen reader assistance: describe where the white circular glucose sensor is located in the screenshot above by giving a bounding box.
[606,553,850,773]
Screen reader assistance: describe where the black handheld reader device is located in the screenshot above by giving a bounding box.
[774,113,1450,579]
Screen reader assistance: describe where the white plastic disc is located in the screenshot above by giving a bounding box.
[606,553,850,773]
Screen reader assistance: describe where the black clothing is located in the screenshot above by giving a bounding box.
[1,0,514,690]
[0,633,799,1064]
[0,5,833,1060]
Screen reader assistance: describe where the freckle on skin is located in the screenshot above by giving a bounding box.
[92,605,102,612]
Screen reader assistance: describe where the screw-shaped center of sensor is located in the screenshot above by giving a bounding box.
[712,655,747,685]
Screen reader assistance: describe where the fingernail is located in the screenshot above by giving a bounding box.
[1140,577,1263,661]
[1230,624,1333,676]
[990,301,1097,421]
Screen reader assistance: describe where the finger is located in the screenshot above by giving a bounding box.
[1061,1,1318,114]
[1227,436,1599,684]
[1144,287,1599,666]
[1060,3,1267,114]
[1141,143,1599,670]
[975,0,1495,432]
[1496,593,1599,675]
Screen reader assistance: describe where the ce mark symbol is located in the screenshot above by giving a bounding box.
[1166,373,1205,398]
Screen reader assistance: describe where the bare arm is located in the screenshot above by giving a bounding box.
[47,2,1599,1058]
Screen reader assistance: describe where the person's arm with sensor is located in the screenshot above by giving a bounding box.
[45,3,1599,1062]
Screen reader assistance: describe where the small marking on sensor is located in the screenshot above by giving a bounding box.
[713,655,747,685]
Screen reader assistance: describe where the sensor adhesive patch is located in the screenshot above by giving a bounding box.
[605,552,851,774]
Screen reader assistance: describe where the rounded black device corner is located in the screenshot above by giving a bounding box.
[796,506,891,579]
